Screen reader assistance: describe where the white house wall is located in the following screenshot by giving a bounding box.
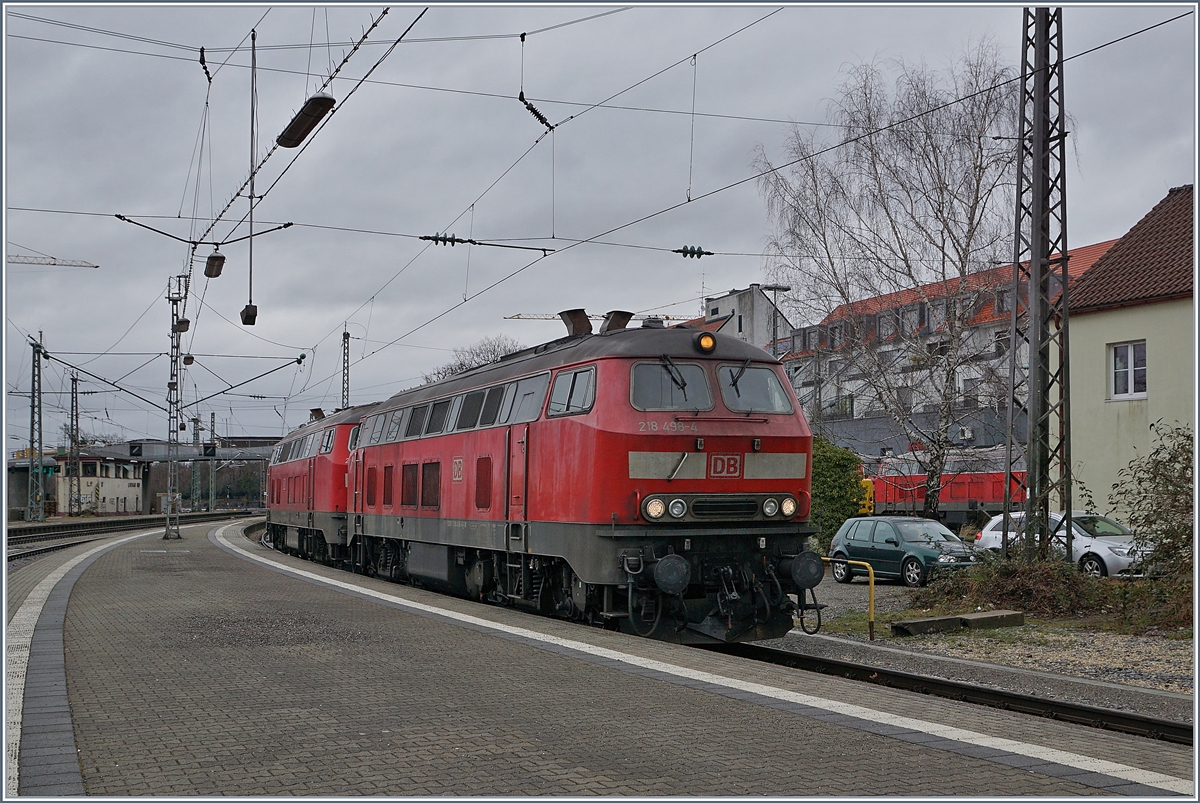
[1069,297,1194,508]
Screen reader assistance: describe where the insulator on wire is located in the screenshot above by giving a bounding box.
[674,245,714,259]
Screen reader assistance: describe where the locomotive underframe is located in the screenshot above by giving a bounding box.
[265,516,819,644]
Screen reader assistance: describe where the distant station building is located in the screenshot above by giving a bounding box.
[681,284,795,356]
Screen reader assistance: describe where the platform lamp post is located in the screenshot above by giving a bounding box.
[763,284,791,358]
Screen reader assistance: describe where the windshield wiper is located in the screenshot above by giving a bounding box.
[729,358,752,397]
[660,354,688,397]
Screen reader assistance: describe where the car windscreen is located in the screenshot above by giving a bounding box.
[1073,516,1134,539]
[630,361,712,410]
[895,521,960,543]
[716,364,794,413]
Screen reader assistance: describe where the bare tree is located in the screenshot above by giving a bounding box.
[757,41,1018,518]
[422,334,525,384]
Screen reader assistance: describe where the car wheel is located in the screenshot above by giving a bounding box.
[1079,554,1108,577]
[832,555,852,584]
[902,557,925,588]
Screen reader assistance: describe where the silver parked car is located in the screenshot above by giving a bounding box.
[975,511,1149,577]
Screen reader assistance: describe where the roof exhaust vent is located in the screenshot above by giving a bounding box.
[558,309,593,336]
[599,310,634,334]
[641,317,665,329]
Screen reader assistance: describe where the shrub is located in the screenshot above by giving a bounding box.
[808,435,863,553]
[1109,421,1193,579]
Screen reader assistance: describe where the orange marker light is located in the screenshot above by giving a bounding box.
[695,332,716,353]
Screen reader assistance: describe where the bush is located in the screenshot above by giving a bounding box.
[809,435,863,553]
[907,558,1193,631]
[1109,421,1193,579]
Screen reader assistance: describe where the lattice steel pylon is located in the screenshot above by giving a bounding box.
[1003,7,1072,562]
[342,328,351,410]
[191,416,202,512]
[209,412,217,512]
[68,372,82,515]
[26,335,45,522]
[164,275,188,539]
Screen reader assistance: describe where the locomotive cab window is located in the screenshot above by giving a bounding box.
[347,425,361,450]
[504,373,550,423]
[548,367,596,416]
[320,428,336,454]
[630,361,712,411]
[717,364,794,413]
[368,414,388,445]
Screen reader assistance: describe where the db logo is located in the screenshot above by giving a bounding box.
[451,457,464,483]
[708,454,742,479]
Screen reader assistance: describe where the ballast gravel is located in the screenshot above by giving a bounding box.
[762,573,1194,725]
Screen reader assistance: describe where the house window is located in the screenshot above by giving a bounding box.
[994,330,1010,355]
[83,463,96,477]
[737,314,743,333]
[710,307,719,317]
[1110,341,1147,399]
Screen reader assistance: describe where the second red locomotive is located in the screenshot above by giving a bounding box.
[266,311,824,643]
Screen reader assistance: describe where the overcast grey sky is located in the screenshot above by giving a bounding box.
[4,3,1195,449]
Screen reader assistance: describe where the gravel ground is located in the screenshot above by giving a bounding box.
[762,569,1195,724]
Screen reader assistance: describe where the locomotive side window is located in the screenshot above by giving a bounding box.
[368,414,388,445]
[475,456,492,509]
[478,385,506,426]
[457,391,486,430]
[401,464,419,506]
[497,383,518,423]
[425,400,453,435]
[384,409,407,442]
[421,462,440,508]
[382,465,394,507]
[405,406,429,438]
[347,425,361,450]
[505,373,550,423]
[366,466,378,507]
[320,428,336,454]
[631,362,712,411]
[548,367,596,416]
[717,364,794,413]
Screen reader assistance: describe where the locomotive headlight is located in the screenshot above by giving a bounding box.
[762,498,780,517]
[781,497,798,517]
[668,498,687,518]
[645,498,666,519]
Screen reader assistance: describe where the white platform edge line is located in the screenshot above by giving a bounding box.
[5,530,155,797]
[214,525,1193,795]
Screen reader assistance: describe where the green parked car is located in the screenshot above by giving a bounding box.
[829,516,976,588]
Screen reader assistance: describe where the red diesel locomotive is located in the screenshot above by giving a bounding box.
[266,311,825,643]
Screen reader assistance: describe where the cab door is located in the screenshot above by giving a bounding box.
[506,424,528,523]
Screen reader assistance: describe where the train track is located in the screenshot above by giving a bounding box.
[6,510,256,550]
[709,642,1193,746]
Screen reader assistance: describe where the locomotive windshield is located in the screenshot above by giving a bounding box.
[631,361,712,411]
[717,365,794,413]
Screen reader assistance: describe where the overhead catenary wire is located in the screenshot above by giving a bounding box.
[296,9,1191,394]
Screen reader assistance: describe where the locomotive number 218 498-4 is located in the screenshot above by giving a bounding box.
[638,420,698,432]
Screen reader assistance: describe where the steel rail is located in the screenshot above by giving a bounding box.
[6,510,254,547]
[709,642,1192,746]
[8,537,103,562]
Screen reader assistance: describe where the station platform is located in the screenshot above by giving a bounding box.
[7,519,1194,796]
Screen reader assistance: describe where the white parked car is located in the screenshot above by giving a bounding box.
[975,511,1149,577]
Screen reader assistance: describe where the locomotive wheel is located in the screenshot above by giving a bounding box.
[831,554,853,584]
[902,557,925,588]
[1079,554,1108,577]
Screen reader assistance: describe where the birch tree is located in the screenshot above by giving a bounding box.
[757,41,1018,518]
